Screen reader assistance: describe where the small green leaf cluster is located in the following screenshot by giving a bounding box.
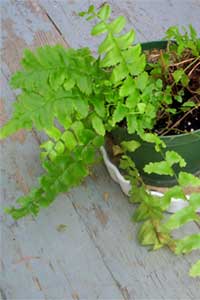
[165,25,200,57]
[147,26,200,134]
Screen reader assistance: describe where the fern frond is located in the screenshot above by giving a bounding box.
[0,46,106,138]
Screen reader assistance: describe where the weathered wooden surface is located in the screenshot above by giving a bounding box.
[0,1,200,299]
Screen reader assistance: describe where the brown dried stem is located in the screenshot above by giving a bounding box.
[161,103,200,136]
[188,61,200,77]
[169,57,196,67]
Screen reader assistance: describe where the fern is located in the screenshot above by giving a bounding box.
[6,120,104,219]
[2,46,108,137]
[1,44,107,218]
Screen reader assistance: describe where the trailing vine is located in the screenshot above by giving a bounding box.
[1,4,199,277]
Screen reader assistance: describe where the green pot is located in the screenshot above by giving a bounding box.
[110,41,200,187]
[111,127,200,187]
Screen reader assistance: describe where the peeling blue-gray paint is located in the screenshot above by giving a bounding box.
[1,1,52,45]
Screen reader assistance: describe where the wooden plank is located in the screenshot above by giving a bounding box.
[70,165,200,300]
[1,0,200,299]
[38,0,200,48]
[0,1,123,299]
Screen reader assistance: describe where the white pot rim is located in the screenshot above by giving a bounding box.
[100,146,200,214]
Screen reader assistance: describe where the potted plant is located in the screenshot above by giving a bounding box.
[1,4,200,277]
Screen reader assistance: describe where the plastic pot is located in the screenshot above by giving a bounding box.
[111,127,200,187]
[109,40,200,187]
[101,146,200,213]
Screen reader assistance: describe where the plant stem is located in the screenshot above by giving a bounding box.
[188,61,200,77]
[184,56,200,73]
[169,57,196,67]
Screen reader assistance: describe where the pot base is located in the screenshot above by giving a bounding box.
[100,146,200,213]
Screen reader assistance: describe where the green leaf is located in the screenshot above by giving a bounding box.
[189,193,200,210]
[21,48,41,70]
[79,129,95,144]
[172,69,185,83]
[71,121,84,141]
[133,203,150,222]
[108,16,126,34]
[181,73,189,87]
[119,76,135,97]
[98,33,114,54]
[138,220,159,246]
[124,44,141,63]
[166,108,176,114]
[129,54,146,76]
[112,103,128,124]
[49,70,66,91]
[86,15,95,21]
[176,234,200,254]
[49,150,58,161]
[174,94,183,103]
[63,78,75,90]
[161,186,186,210]
[92,114,105,136]
[88,5,95,14]
[165,151,186,168]
[156,79,163,89]
[92,135,104,147]
[73,98,89,119]
[178,172,200,187]
[119,154,135,170]
[127,114,137,134]
[40,140,54,152]
[91,22,107,36]
[144,161,173,176]
[55,109,73,130]
[45,127,62,141]
[55,141,65,154]
[137,103,146,114]
[81,145,96,164]
[116,30,135,49]
[97,4,111,21]
[190,260,200,277]
[111,62,129,83]
[92,97,105,118]
[123,44,146,75]
[0,119,30,139]
[61,131,77,151]
[164,206,199,231]
[165,26,179,39]
[121,140,140,153]
[100,47,121,67]
[141,133,166,151]
[182,101,196,108]
[112,145,123,156]
[61,161,88,188]
[75,76,92,95]
[189,24,197,40]
[135,72,148,91]
[125,90,140,108]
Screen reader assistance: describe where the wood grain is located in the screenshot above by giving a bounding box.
[1,0,200,299]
